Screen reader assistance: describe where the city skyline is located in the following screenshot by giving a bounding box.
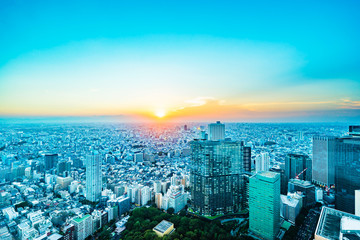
[1,1,360,122]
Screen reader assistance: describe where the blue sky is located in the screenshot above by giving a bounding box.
[0,0,359,121]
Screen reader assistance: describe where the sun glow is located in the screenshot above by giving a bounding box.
[155,110,166,118]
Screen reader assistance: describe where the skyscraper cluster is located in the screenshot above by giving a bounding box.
[312,126,360,214]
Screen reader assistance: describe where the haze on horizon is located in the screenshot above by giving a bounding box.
[0,0,360,122]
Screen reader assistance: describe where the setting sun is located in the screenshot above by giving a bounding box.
[155,110,166,118]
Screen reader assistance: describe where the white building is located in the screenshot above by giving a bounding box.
[141,186,151,206]
[255,152,270,172]
[154,181,161,194]
[71,215,93,240]
[280,194,300,224]
[356,189,360,217]
[2,207,18,221]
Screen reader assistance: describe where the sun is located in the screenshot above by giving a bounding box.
[155,109,166,118]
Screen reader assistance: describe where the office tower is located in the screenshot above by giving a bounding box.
[312,136,337,186]
[334,127,360,214]
[356,190,360,217]
[285,153,312,185]
[71,215,93,240]
[117,196,131,216]
[208,121,225,141]
[241,142,252,172]
[190,139,244,216]
[249,171,280,240]
[288,179,316,207]
[57,160,71,176]
[270,165,287,195]
[184,125,188,131]
[86,151,102,202]
[44,153,58,170]
[255,152,270,172]
[280,194,300,224]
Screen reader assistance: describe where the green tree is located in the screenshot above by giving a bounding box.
[167,207,175,214]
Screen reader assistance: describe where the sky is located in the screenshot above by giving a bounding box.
[0,0,360,122]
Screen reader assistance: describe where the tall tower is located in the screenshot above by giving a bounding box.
[334,127,360,214]
[44,153,58,170]
[242,145,252,173]
[249,171,280,240]
[190,139,243,216]
[312,136,336,186]
[255,152,270,172]
[86,151,102,202]
[208,121,225,141]
[285,153,312,183]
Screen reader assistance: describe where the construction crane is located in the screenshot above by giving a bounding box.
[295,168,308,179]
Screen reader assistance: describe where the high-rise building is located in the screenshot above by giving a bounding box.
[61,224,75,240]
[312,136,337,186]
[249,171,280,240]
[190,139,244,216]
[285,153,312,185]
[270,165,287,195]
[86,151,102,202]
[71,215,93,240]
[241,142,252,172]
[57,160,72,176]
[334,128,360,214]
[154,181,162,194]
[208,121,225,141]
[255,152,270,172]
[44,153,58,170]
[280,194,300,224]
[288,179,316,207]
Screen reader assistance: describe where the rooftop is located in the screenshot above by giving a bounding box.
[73,214,90,223]
[315,207,360,240]
[153,220,173,233]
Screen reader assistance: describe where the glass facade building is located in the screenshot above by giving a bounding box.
[334,135,360,214]
[312,136,336,186]
[190,139,244,216]
[249,171,280,240]
[285,153,312,186]
[86,151,102,202]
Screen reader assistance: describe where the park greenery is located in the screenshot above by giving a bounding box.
[121,207,254,240]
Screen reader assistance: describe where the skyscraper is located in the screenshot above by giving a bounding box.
[190,139,244,216]
[44,153,58,170]
[208,121,225,141]
[255,152,270,172]
[249,171,280,240]
[241,142,252,172]
[312,136,337,186]
[285,153,312,184]
[86,151,102,202]
[334,127,360,214]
